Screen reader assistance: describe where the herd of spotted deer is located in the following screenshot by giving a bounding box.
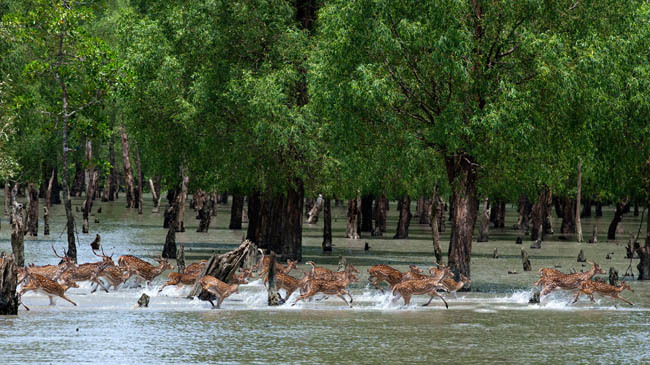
[12,245,635,309]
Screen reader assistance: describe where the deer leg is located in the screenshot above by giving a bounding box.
[369,277,385,293]
[49,296,55,306]
[337,294,351,307]
[216,296,225,309]
[158,281,173,293]
[60,294,77,306]
[402,294,411,306]
[571,291,582,304]
[614,295,633,306]
[423,291,448,309]
[95,279,110,293]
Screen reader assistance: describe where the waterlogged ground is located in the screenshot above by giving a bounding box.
[1,194,649,363]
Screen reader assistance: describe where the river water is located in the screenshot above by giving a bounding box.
[1,196,648,363]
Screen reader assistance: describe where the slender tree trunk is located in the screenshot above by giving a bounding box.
[322,198,332,252]
[635,201,650,280]
[0,254,19,315]
[162,185,181,260]
[102,139,116,202]
[120,126,135,209]
[3,184,9,216]
[10,201,25,267]
[431,185,442,264]
[375,193,387,233]
[477,198,490,242]
[346,194,360,240]
[246,192,261,242]
[394,195,411,239]
[70,161,84,197]
[43,169,54,236]
[307,194,324,224]
[515,195,531,233]
[197,190,214,233]
[531,189,552,241]
[177,170,188,233]
[608,201,627,240]
[149,177,162,213]
[82,139,97,233]
[560,197,576,235]
[59,98,76,262]
[576,161,583,243]
[135,146,143,215]
[163,190,176,228]
[25,183,38,236]
[229,194,244,229]
[445,154,478,280]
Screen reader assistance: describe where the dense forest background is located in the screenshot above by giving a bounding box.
[1,0,650,280]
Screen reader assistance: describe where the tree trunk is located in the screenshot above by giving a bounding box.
[82,139,97,234]
[560,197,576,235]
[176,244,185,274]
[61,113,76,262]
[0,254,19,315]
[120,126,135,209]
[162,186,181,259]
[10,201,25,267]
[163,190,175,228]
[149,177,162,213]
[394,195,412,239]
[595,203,603,217]
[246,192,261,241]
[177,171,188,233]
[70,161,84,197]
[346,195,360,240]
[3,184,9,217]
[445,155,478,280]
[360,195,373,232]
[608,201,627,240]
[419,198,432,225]
[43,169,54,236]
[635,202,650,280]
[531,189,551,241]
[197,191,214,233]
[135,146,143,215]
[322,198,332,252]
[581,198,592,218]
[266,252,283,306]
[431,185,442,264]
[307,194,324,224]
[515,195,531,233]
[576,161,583,243]
[102,139,116,202]
[634,201,640,217]
[210,192,218,216]
[374,193,387,233]
[229,194,244,230]
[25,183,38,236]
[477,198,490,242]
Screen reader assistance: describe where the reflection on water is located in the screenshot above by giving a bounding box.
[0,196,649,363]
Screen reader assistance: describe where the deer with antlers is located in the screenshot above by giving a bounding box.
[292,269,356,307]
[184,260,208,275]
[59,247,115,293]
[160,268,251,293]
[306,261,360,282]
[255,250,299,282]
[571,280,634,306]
[17,244,78,284]
[118,254,173,285]
[391,266,454,308]
[198,275,241,309]
[273,269,312,301]
[20,269,78,306]
[534,262,605,297]
[440,274,472,296]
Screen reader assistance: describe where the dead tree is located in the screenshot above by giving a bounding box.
[10,201,24,267]
[0,254,19,315]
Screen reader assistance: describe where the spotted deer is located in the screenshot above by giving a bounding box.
[572,280,634,306]
[292,270,356,307]
[306,261,360,282]
[535,262,605,296]
[401,265,428,282]
[274,270,312,301]
[91,263,130,292]
[256,250,298,281]
[159,271,201,292]
[18,244,77,284]
[184,260,208,275]
[118,255,173,285]
[440,274,471,297]
[198,275,240,309]
[20,271,78,306]
[391,266,454,308]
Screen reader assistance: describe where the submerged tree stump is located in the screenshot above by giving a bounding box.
[267,252,283,306]
[0,254,19,315]
[521,248,531,272]
[176,244,186,274]
[609,267,619,286]
[10,201,24,267]
[137,293,150,308]
[577,249,586,263]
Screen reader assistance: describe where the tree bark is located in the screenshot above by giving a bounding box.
[576,161,583,243]
[307,194,324,224]
[177,171,188,233]
[477,198,490,242]
[70,161,84,197]
[43,169,54,236]
[3,184,8,217]
[445,154,478,280]
[163,190,175,228]
[431,185,442,264]
[246,192,261,241]
[322,198,332,252]
[135,146,143,215]
[229,194,244,229]
[635,202,650,280]
[360,195,374,232]
[82,139,98,233]
[162,186,181,259]
[25,183,38,236]
[346,195,360,240]
[608,201,627,240]
[266,252,283,306]
[149,177,162,213]
[0,254,19,315]
[394,195,411,239]
[531,189,552,241]
[374,193,387,233]
[120,126,135,209]
[102,139,115,202]
[560,197,576,235]
[10,201,25,267]
[515,195,531,233]
[196,190,214,233]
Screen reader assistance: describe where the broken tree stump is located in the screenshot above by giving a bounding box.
[0,253,19,315]
[188,240,256,300]
[493,248,498,259]
[577,249,586,263]
[10,201,24,267]
[521,248,531,272]
[337,256,347,272]
[176,244,186,274]
[137,293,150,308]
[609,267,619,286]
[267,252,283,306]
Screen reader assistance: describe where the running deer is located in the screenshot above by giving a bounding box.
[274,270,311,301]
[198,275,240,309]
[571,280,634,306]
[367,264,424,292]
[118,254,173,285]
[91,263,130,292]
[441,274,471,296]
[307,261,360,282]
[401,265,427,282]
[18,244,77,283]
[159,271,201,292]
[256,250,298,281]
[20,271,78,306]
[184,260,208,275]
[391,266,454,308]
[292,270,355,307]
[535,262,605,296]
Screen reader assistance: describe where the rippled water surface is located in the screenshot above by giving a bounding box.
[1,195,649,363]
